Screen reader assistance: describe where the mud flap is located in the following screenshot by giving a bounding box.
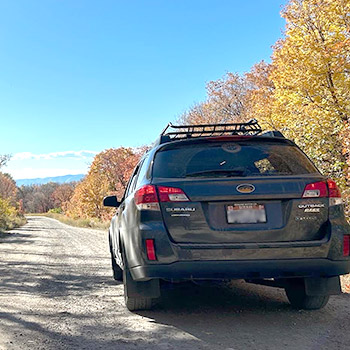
[304,276,341,296]
[124,268,160,298]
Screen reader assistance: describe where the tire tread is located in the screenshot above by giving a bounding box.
[125,296,153,311]
[285,285,330,310]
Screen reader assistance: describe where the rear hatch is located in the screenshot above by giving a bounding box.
[152,138,329,244]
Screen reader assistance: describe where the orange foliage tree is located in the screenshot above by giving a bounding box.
[67,147,142,221]
[0,173,18,206]
[51,183,75,212]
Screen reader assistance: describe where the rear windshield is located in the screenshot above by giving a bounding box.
[153,142,318,178]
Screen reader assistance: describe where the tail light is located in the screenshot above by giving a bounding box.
[344,235,350,257]
[302,181,328,198]
[327,179,343,206]
[134,185,189,210]
[134,185,160,211]
[158,186,189,202]
[302,179,342,206]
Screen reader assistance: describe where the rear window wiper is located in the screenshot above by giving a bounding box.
[185,169,247,177]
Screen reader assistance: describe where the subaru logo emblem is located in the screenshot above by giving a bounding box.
[236,184,255,194]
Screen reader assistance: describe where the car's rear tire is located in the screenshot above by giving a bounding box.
[109,235,122,281]
[123,267,154,311]
[285,284,330,310]
[111,255,123,281]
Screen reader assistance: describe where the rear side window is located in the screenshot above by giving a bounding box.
[135,154,152,189]
[152,142,318,178]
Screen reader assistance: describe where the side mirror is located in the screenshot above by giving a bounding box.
[103,196,120,208]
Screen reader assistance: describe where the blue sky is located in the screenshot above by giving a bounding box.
[0,0,286,179]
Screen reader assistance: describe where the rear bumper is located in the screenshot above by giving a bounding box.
[130,258,350,281]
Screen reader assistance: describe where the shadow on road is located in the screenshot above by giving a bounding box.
[136,280,350,349]
[1,216,350,350]
[0,231,34,245]
[3,277,347,350]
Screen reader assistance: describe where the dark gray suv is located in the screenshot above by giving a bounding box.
[104,121,350,311]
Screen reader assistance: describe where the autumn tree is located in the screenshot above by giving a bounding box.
[18,185,35,213]
[206,73,250,122]
[0,172,20,230]
[180,73,250,124]
[245,60,276,128]
[179,102,213,125]
[240,0,349,214]
[0,155,25,231]
[180,1,350,199]
[67,147,142,220]
[18,183,60,213]
[0,173,18,206]
[265,0,350,200]
[51,183,75,212]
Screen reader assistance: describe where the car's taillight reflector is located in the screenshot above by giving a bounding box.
[302,181,328,198]
[158,186,189,202]
[343,235,350,257]
[327,179,343,206]
[134,185,160,211]
[146,239,156,260]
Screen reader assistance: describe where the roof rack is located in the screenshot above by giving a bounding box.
[156,119,262,145]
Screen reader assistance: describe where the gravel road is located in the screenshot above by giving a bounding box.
[1,216,350,350]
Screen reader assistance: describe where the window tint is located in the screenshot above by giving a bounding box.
[153,142,318,178]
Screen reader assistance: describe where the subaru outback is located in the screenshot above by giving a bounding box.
[103,120,350,311]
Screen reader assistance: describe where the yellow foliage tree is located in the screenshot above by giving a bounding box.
[0,156,26,231]
[246,0,350,213]
[178,0,349,212]
[270,0,349,184]
[245,61,276,129]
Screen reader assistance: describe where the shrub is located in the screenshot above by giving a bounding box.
[0,198,26,232]
[48,207,63,214]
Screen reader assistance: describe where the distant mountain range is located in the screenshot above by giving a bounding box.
[16,174,85,187]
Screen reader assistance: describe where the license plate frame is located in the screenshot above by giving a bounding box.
[227,203,267,224]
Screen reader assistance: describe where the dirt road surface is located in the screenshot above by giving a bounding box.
[1,216,350,350]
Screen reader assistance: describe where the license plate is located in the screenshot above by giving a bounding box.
[227,203,266,224]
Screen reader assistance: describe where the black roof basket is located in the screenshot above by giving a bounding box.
[156,119,262,145]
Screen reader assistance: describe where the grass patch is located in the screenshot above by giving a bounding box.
[32,212,109,230]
